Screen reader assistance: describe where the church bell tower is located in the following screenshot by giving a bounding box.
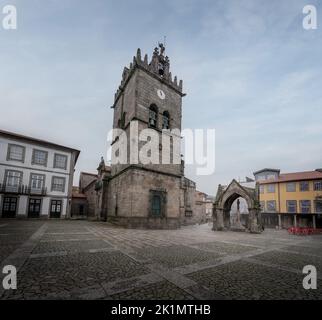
[107,44,186,229]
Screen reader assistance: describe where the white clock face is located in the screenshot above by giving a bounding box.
[157,89,165,100]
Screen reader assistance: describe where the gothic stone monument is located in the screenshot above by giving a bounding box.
[213,179,263,233]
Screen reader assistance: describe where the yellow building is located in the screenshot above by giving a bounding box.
[254,168,322,229]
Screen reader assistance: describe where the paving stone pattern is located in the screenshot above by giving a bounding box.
[0,220,321,300]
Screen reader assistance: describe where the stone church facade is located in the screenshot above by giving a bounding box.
[77,45,207,228]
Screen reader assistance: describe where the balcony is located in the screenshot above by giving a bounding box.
[0,183,47,196]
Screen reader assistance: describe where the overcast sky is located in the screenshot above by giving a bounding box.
[1,0,322,195]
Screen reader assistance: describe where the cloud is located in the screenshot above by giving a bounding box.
[1,0,322,195]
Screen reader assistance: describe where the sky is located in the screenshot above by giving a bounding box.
[0,0,322,195]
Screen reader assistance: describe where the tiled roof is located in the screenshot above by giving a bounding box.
[259,170,322,184]
[0,129,80,162]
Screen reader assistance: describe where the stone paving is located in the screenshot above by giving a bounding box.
[0,220,322,300]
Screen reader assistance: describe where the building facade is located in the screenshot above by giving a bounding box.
[0,130,79,219]
[71,186,88,219]
[254,168,322,228]
[205,195,215,223]
[78,171,99,219]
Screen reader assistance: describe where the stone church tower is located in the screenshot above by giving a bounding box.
[92,44,199,228]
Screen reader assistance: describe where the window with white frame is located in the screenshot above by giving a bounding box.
[51,176,65,192]
[299,181,309,192]
[259,185,264,194]
[286,182,296,192]
[30,174,45,190]
[32,149,48,166]
[314,181,322,191]
[300,200,311,214]
[54,154,67,169]
[286,200,297,213]
[7,144,25,162]
[5,170,22,192]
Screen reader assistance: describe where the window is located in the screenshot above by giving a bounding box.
[286,182,296,192]
[286,200,297,213]
[32,149,48,166]
[259,185,264,194]
[54,154,67,169]
[51,176,65,192]
[267,200,276,212]
[7,144,25,162]
[30,174,45,190]
[162,111,170,129]
[118,112,126,129]
[300,181,309,192]
[267,184,275,193]
[300,200,311,214]
[5,170,22,192]
[315,201,322,213]
[151,195,161,216]
[314,181,322,191]
[257,175,266,181]
[185,210,193,217]
[149,105,158,128]
[260,201,265,212]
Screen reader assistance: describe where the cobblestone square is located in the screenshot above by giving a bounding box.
[0,220,321,300]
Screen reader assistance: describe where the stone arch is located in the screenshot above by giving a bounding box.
[162,111,170,129]
[149,104,158,128]
[213,179,262,233]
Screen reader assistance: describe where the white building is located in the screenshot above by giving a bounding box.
[0,130,80,219]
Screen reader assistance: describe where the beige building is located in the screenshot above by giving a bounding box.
[255,168,322,228]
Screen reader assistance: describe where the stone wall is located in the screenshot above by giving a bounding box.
[111,66,183,178]
[83,183,97,219]
[79,173,97,191]
[71,197,88,219]
[106,166,181,229]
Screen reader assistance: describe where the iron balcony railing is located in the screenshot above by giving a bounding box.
[0,183,47,196]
